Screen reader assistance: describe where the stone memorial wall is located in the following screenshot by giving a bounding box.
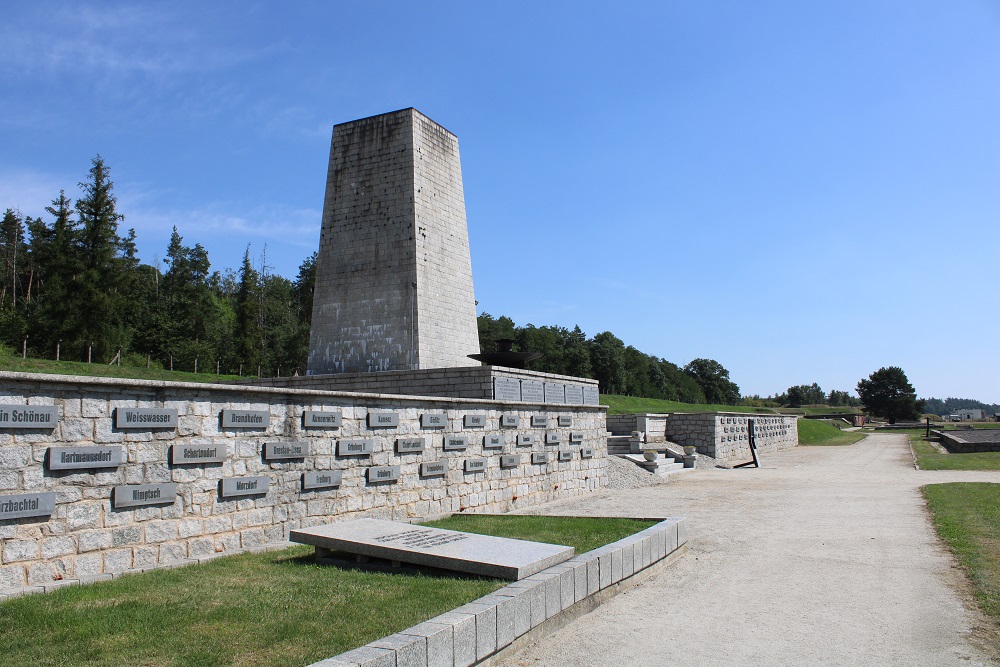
[0,371,607,591]
[665,412,798,463]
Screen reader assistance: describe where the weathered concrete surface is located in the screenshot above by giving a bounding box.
[502,434,1000,666]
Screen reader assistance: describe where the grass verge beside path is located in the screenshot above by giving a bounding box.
[0,516,650,667]
[909,433,1000,471]
[797,419,867,446]
[923,483,1000,623]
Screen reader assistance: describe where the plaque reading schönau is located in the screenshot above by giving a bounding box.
[500,414,519,428]
[221,409,269,428]
[570,431,585,443]
[581,447,595,459]
[531,415,548,428]
[464,458,487,473]
[558,416,572,427]
[531,452,550,464]
[494,377,521,402]
[464,415,487,428]
[220,476,269,497]
[48,446,123,470]
[517,434,537,446]
[565,385,584,405]
[483,434,506,449]
[367,465,400,483]
[0,405,57,429]
[303,470,342,490]
[421,413,447,428]
[337,439,374,456]
[112,483,177,508]
[264,441,309,460]
[500,454,521,468]
[368,412,399,428]
[171,443,226,464]
[443,435,469,451]
[396,437,426,453]
[420,461,447,477]
[521,380,544,403]
[114,408,178,429]
[558,450,573,462]
[583,386,600,405]
[0,492,56,520]
[545,432,562,445]
[303,410,342,429]
[544,383,566,404]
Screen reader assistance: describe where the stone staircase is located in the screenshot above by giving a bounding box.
[607,434,693,479]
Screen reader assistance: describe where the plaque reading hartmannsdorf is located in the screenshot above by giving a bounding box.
[47,446,123,470]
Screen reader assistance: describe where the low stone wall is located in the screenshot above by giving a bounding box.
[665,413,798,464]
[933,430,1000,453]
[0,372,607,591]
[606,414,669,441]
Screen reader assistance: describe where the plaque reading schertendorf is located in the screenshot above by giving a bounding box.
[290,518,574,580]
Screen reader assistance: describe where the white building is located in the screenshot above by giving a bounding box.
[956,408,986,421]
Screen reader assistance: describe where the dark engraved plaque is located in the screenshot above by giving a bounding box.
[500,414,519,428]
[367,465,400,483]
[421,413,448,429]
[531,452,550,464]
[368,412,400,428]
[420,461,447,477]
[516,434,537,446]
[338,439,374,456]
[112,483,177,508]
[115,408,177,429]
[558,451,573,462]
[570,431,585,443]
[500,454,521,468]
[521,380,544,403]
[171,443,226,464]
[558,416,572,427]
[483,434,506,449]
[48,446,123,470]
[0,404,58,429]
[544,383,566,404]
[264,441,309,460]
[531,415,548,428]
[303,410,342,429]
[443,435,470,451]
[464,415,487,428]
[565,385,584,405]
[494,377,522,402]
[464,458,487,473]
[220,475,270,497]
[0,492,56,520]
[303,470,342,490]
[545,432,561,445]
[581,447,595,459]
[221,409,269,428]
[396,437,426,453]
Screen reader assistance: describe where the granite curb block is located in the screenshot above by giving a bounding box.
[305,517,687,667]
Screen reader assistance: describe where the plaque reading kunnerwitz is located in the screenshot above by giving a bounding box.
[0,405,58,429]
[303,470,342,490]
[48,446,123,470]
[303,410,342,428]
[114,408,177,429]
[113,483,177,508]
[221,409,269,428]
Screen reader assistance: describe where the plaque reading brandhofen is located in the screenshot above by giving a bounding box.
[114,408,178,429]
[48,446,123,470]
[0,405,58,429]
[113,483,177,508]
[303,470,342,490]
[303,410,342,428]
[221,409,269,428]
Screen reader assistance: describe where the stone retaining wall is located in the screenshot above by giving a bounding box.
[933,430,1000,453]
[0,372,607,591]
[665,412,798,463]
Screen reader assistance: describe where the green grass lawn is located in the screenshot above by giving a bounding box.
[0,516,651,667]
[0,355,242,384]
[600,394,858,417]
[923,483,1000,621]
[797,419,867,446]
[909,434,1000,471]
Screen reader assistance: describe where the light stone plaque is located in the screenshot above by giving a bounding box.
[221,409,269,428]
[303,410,342,429]
[48,446,123,470]
[558,416,572,427]
[396,437,426,453]
[420,413,447,428]
[367,465,400,483]
[483,434,506,449]
[517,434,537,446]
[338,439,374,456]
[545,432,562,445]
[114,408,178,429]
[531,452,550,464]
[581,447,595,459]
[420,461,447,477]
[443,435,470,451]
[558,450,573,462]
[494,377,521,402]
[464,458,487,473]
[544,383,566,404]
[171,443,226,464]
[500,414,519,428]
[464,415,487,428]
[500,454,521,468]
[112,483,177,508]
[220,475,270,497]
[0,492,56,520]
[565,385,584,404]
[0,404,57,429]
[531,415,548,428]
[520,380,544,403]
[570,431,585,443]
[264,441,309,460]
[368,412,400,428]
[583,386,600,405]
[303,470,342,490]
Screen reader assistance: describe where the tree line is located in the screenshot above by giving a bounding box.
[0,156,316,376]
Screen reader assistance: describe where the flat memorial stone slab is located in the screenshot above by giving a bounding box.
[290,518,574,580]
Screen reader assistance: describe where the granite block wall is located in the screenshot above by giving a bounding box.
[665,412,798,463]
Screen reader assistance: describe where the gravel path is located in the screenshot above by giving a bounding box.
[505,434,1000,666]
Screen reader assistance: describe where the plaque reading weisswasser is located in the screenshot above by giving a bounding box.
[114,408,178,429]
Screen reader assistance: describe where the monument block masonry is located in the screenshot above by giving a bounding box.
[308,108,480,375]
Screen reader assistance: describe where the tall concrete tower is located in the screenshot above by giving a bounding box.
[307,108,480,375]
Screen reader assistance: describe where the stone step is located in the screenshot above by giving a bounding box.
[617,454,693,478]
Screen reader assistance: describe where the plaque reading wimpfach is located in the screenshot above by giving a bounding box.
[531,452,550,464]
[581,447,595,459]
[220,476,270,498]
[565,385,584,405]
[583,386,600,405]
[544,383,566,404]
[483,434,506,449]
[337,439,374,456]
[0,405,58,429]
[114,408,178,429]
[303,470,342,490]
[367,465,400,483]
[368,412,399,428]
[570,431,585,443]
[464,458,487,473]
[531,415,548,428]
[500,454,521,468]
[396,437,426,453]
[0,492,56,520]
[303,410,342,429]
[443,435,469,451]
[264,441,309,460]
[420,461,447,477]
[421,413,447,429]
[171,444,226,464]
[521,380,544,403]
[48,446,123,471]
[494,377,521,402]
[500,414,519,428]
[112,483,177,508]
[464,415,487,428]
[545,432,562,445]
[517,434,537,446]
[558,450,573,462]
[558,416,572,427]
[221,409,269,428]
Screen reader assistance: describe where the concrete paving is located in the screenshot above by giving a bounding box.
[501,434,1000,666]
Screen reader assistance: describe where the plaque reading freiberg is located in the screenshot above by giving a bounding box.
[115,408,178,429]
[0,492,56,520]
[368,412,400,428]
[264,441,309,460]
[0,404,58,429]
[420,461,447,477]
[303,410,342,428]
[500,414,519,428]
[367,465,400,483]
[220,476,270,497]
[494,377,521,402]
[48,446,123,470]
[500,454,521,468]
[338,439,374,456]
[443,435,470,451]
[221,409,269,428]
[112,483,177,508]
[531,452,550,464]
[464,458,487,473]
[171,443,226,464]
[464,415,487,428]
[483,434,506,449]
[421,413,447,428]
[396,437,426,453]
[303,470,342,490]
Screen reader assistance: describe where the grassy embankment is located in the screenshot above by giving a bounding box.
[0,355,242,384]
[796,419,867,446]
[898,428,1000,471]
[600,394,856,417]
[0,515,654,667]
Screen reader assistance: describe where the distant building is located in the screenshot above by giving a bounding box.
[956,408,985,421]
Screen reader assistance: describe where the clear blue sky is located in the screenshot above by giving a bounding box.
[2,1,998,402]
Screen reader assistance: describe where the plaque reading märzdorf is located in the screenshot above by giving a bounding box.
[112,483,177,508]
[464,415,487,428]
[483,434,505,449]
[420,461,447,477]
[48,446,122,470]
[0,492,56,520]
[521,380,544,403]
[421,413,447,428]
[264,441,309,460]
[368,412,399,428]
[396,437,425,453]
[303,410,342,428]
[443,435,469,451]
[464,458,487,473]
[171,443,226,464]
[494,377,521,402]
[220,476,269,497]
[367,465,400,483]
[114,408,177,429]
[303,470,342,490]
[221,409,269,428]
[0,405,58,429]
[500,414,519,428]
[338,439,374,456]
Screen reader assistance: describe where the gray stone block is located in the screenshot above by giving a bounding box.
[399,621,452,667]
[431,611,476,667]
[621,543,634,578]
[327,646,395,667]
[452,601,496,661]
[611,547,623,583]
[370,632,425,667]
[586,556,600,595]
[598,551,613,589]
[493,586,532,638]
[568,558,588,603]
[677,517,688,547]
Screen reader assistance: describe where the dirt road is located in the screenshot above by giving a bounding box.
[502,434,1000,666]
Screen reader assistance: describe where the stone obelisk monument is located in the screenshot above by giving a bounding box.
[307,108,480,375]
